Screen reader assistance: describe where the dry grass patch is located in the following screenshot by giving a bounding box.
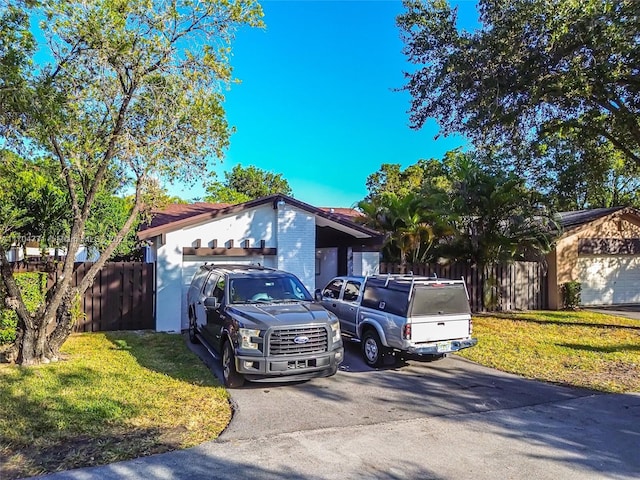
[0,332,231,479]
[457,310,640,393]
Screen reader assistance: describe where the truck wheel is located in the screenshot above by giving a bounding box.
[188,316,199,344]
[362,329,385,368]
[222,341,245,388]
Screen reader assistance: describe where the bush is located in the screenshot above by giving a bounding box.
[0,272,47,345]
[561,281,582,310]
[0,310,18,344]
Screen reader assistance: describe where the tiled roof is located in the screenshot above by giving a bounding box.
[319,207,363,221]
[557,207,625,230]
[143,202,231,230]
[137,195,382,240]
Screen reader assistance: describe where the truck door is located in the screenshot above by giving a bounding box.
[205,276,227,353]
[196,273,218,334]
[321,278,344,316]
[338,279,361,335]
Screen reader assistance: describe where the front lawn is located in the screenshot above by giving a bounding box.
[457,310,640,393]
[0,332,231,480]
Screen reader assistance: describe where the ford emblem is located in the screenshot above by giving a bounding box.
[293,335,309,344]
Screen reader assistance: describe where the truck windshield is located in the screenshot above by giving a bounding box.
[229,275,313,303]
[410,284,471,316]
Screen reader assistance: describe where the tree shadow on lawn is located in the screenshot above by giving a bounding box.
[0,366,185,480]
[559,342,640,353]
[103,331,223,387]
[492,312,640,330]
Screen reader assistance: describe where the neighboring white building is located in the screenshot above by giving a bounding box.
[6,244,99,262]
[137,195,383,332]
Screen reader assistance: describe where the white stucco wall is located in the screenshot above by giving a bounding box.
[155,232,184,332]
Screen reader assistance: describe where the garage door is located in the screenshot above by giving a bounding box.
[180,256,277,329]
[575,255,640,305]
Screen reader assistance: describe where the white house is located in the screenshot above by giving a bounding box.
[6,243,99,262]
[137,194,383,332]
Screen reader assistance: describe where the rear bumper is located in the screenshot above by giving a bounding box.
[235,348,344,382]
[407,337,477,355]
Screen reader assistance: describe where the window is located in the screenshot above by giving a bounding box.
[410,285,471,316]
[229,275,312,303]
[343,281,361,302]
[204,274,219,297]
[191,268,209,293]
[361,285,409,316]
[322,279,344,299]
[211,277,226,303]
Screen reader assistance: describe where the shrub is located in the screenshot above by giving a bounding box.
[0,309,18,344]
[560,281,582,310]
[0,272,47,345]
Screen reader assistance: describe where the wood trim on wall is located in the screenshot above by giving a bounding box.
[182,247,277,256]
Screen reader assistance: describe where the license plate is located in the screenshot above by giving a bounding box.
[436,341,451,353]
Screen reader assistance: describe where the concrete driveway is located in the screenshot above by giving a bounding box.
[586,305,640,320]
[37,338,640,480]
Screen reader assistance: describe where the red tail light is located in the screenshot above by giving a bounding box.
[403,324,411,340]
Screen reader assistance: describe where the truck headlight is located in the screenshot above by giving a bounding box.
[238,328,261,350]
[330,320,341,343]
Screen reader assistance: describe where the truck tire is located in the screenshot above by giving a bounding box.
[188,316,199,344]
[362,329,385,368]
[222,340,245,388]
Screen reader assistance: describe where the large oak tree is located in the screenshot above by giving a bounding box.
[0,0,263,365]
[398,0,640,170]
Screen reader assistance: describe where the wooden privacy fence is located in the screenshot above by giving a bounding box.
[10,262,155,332]
[379,261,548,312]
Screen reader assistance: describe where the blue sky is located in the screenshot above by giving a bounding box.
[172,0,480,207]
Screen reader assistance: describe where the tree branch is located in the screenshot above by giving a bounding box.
[81,84,136,222]
[50,134,80,219]
[598,129,640,168]
[77,177,144,295]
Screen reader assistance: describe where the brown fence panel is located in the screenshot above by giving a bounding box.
[9,261,155,332]
[378,261,548,312]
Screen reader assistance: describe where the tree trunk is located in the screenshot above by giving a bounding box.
[16,316,50,365]
[47,292,75,360]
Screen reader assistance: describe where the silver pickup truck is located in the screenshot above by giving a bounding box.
[316,274,477,367]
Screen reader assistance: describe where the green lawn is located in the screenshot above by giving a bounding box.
[0,332,231,480]
[457,310,640,393]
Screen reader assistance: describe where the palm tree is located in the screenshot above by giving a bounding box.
[358,192,452,269]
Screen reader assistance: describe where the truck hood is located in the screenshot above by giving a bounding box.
[227,302,333,329]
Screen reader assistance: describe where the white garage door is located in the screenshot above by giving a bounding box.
[575,255,640,305]
[180,255,277,329]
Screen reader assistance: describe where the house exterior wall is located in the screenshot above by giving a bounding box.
[315,247,338,290]
[548,212,640,309]
[6,245,97,262]
[154,204,277,332]
[149,200,380,331]
[155,232,183,332]
[351,251,380,276]
[275,202,316,293]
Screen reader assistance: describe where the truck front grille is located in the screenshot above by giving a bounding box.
[268,326,328,356]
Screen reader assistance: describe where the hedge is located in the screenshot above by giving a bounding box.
[0,272,47,345]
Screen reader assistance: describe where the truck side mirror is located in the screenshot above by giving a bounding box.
[314,289,323,302]
[204,297,220,309]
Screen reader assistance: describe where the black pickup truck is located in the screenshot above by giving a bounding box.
[187,264,344,387]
